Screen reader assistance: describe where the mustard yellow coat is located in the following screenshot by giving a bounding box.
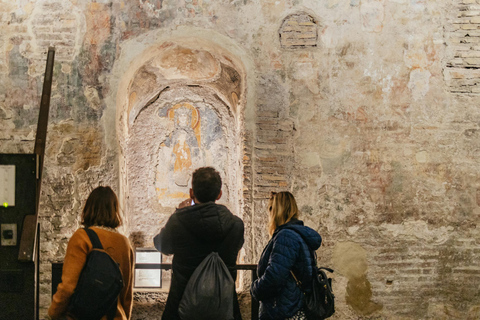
[48,227,134,320]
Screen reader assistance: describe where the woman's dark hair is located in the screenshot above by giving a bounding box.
[192,167,222,203]
[81,186,122,228]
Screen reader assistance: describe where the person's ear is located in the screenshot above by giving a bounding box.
[189,188,194,199]
[216,190,222,201]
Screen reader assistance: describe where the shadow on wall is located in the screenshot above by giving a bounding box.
[129,231,148,247]
[332,242,383,316]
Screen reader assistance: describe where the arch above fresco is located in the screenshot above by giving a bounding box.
[126,41,243,129]
[111,28,254,142]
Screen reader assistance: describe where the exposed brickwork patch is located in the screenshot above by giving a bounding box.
[28,0,82,62]
[445,1,480,93]
[279,13,317,49]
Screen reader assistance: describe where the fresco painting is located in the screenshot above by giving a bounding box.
[155,101,227,207]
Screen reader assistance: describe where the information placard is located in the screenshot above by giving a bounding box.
[134,248,162,288]
[0,165,15,207]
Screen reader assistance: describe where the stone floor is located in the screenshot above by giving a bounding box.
[132,290,253,320]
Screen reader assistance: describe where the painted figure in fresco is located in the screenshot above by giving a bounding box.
[173,132,192,172]
[172,132,192,186]
[163,103,202,187]
[155,101,227,207]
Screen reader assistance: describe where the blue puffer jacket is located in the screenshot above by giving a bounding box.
[251,219,322,320]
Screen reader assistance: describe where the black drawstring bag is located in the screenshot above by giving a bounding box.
[178,252,234,320]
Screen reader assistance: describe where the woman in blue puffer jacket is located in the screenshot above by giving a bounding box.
[251,191,322,320]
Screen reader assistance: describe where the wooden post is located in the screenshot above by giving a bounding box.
[18,47,55,262]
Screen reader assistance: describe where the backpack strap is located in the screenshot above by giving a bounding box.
[106,301,117,320]
[84,227,104,250]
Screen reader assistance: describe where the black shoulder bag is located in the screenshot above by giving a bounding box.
[290,249,335,319]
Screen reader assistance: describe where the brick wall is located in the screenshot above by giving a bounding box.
[369,239,480,317]
[445,0,480,93]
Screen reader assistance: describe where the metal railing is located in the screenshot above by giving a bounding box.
[53,262,260,320]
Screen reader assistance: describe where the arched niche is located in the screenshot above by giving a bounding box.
[116,40,246,247]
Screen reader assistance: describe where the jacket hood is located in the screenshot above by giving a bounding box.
[175,202,238,242]
[276,219,322,251]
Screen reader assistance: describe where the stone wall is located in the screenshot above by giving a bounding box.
[1,0,480,319]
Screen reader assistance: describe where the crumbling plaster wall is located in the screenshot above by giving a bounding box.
[1,0,480,319]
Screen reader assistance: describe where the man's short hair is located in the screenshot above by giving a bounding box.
[192,167,222,203]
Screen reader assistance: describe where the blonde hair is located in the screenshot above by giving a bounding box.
[267,191,299,236]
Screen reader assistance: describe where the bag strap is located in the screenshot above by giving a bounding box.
[320,267,334,273]
[290,270,302,287]
[106,301,117,320]
[84,227,104,250]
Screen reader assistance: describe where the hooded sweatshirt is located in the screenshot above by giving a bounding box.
[251,219,322,320]
[154,202,244,320]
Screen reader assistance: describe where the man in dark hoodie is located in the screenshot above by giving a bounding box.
[154,167,245,320]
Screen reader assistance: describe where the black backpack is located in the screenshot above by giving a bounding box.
[178,252,234,320]
[304,256,335,319]
[288,228,335,320]
[66,228,124,320]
